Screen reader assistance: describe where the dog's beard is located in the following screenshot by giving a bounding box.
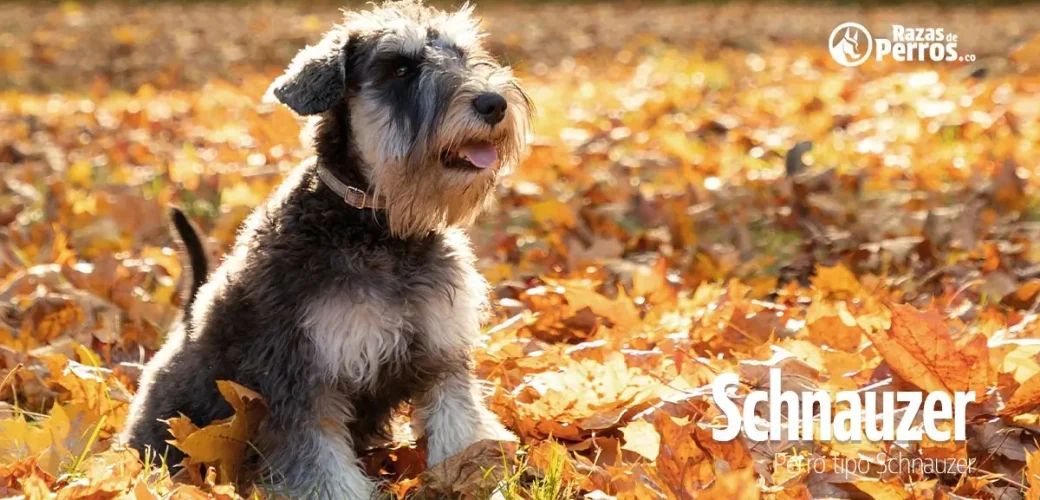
[374,161,496,237]
[357,91,531,238]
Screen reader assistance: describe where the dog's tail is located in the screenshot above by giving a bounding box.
[169,207,208,311]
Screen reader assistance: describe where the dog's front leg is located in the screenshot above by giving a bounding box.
[256,393,376,500]
[416,368,514,467]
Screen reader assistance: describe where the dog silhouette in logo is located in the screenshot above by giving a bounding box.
[830,28,862,65]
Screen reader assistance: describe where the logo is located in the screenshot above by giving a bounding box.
[829,22,873,67]
[829,23,977,67]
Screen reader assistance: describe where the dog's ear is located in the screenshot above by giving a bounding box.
[265,28,349,116]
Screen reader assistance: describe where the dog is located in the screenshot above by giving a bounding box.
[120,1,532,498]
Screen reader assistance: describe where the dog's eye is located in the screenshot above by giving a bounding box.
[393,64,411,78]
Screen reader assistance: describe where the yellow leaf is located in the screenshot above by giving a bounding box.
[1027,449,1040,500]
[620,419,659,461]
[166,381,266,483]
[851,480,908,500]
[810,264,861,296]
[530,199,576,228]
[67,160,93,187]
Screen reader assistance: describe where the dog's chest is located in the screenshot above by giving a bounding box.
[301,229,487,389]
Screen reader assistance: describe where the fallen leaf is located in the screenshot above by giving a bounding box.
[167,381,267,483]
[865,303,989,395]
[420,439,518,495]
[620,419,659,461]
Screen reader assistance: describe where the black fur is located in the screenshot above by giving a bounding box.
[124,4,523,496]
[124,162,472,480]
[169,207,208,309]
[268,29,349,116]
[125,76,475,490]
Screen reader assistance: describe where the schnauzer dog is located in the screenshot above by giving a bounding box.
[121,1,531,498]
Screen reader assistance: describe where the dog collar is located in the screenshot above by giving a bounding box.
[316,165,386,210]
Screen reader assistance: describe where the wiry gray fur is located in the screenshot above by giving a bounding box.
[121,2,531,498]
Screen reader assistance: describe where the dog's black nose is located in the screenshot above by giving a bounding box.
[473,92,507,125]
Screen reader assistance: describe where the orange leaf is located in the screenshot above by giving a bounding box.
[1003,371,1040,416]
[700,469,759,500]
[865,303,989,395]
[1027,449,1040,500]
[810,264,862,297]
[652,412,712,499]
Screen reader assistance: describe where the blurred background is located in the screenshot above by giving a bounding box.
[3,1,1040,499]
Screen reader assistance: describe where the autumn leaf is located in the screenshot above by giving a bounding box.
[851,480,909,500]
[805,300,864,352]
[652,411,713,499]
[167,381,267,483]
[700,469,758,500]
[1003,371,1040,416]
[619,419,659,461]
[1027,449,1040,500]
[4,3,1040,499]
[1003,280,1040,310]
[811,264,862,297]
[53,449,141,500]
[420,440,518,495]
[864,303,989,395]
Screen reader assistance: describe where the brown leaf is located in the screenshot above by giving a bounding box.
[652,411,712,499]
[419,439,518,496]
[1003,280,1040,310]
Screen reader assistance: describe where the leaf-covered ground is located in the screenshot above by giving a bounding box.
[3,2,1040,499]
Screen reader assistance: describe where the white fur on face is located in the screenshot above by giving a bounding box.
[376,21,427,58]
[349,90,412,180]
[434,5,483,53]
[303,293,408,389]
[341,3,531,238]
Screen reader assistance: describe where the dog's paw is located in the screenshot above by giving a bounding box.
[478,418,518,443]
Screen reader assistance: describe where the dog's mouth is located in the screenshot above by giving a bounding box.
[441,141,499,171]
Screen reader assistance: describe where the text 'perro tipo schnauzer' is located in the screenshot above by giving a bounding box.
[120,1,533,498]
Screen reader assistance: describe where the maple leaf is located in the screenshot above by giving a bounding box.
[4,3,1040,499]
[864,303,989,395]
[651,411,713,499]
[166,381,267,484]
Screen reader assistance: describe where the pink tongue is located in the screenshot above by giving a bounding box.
[459,143,498,169]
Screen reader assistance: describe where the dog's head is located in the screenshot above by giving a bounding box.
[266,1,532,237]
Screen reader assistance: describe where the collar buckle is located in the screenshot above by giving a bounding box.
[345,185,368,208]
[316,163,385,210]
